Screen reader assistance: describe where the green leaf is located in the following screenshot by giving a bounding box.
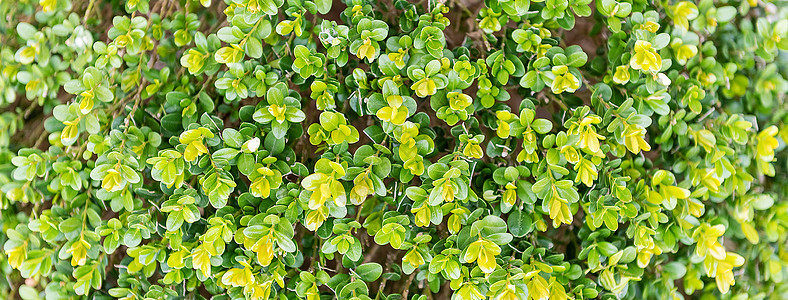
[514,0,530,15]
[315,0,332,14]
[652,33,670,50]
[355,263,383,282]
[567,52,588,67]
[246,37,263,59]
[520,70,537,88]
[531,119,553,134]
[716,6,737,23]
[167,211,185,231]
[17,23,37,40]
[212,148,239,161]
[664,261,687,279]
[217,27,242,44]
[264,132,285,155]
[363,125,385,143]
[597,242,618,256]
[261,0,283,15]
[59,217,82,240]
[507,210,532,238]
[222,128,244,148]
[18,286,41,300]
[161,114,182,131]
[238,153,255,176]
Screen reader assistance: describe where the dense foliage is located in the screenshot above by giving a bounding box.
[1,0,787,299]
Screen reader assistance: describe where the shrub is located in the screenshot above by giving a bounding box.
[0,0,787,299]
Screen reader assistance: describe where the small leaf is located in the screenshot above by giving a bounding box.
[315,0,332,14]
[531,119,553,134]
[355,263,383,282]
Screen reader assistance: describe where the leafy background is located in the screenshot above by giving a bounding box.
[0,0,787,299]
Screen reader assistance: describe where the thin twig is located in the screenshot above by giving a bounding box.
[401,271,417,299]
[697,107,715,122]
[83,0,97,25]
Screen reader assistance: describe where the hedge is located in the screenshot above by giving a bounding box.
[0,0,787,299]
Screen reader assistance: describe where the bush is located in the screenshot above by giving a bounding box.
[1,0,787,299]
